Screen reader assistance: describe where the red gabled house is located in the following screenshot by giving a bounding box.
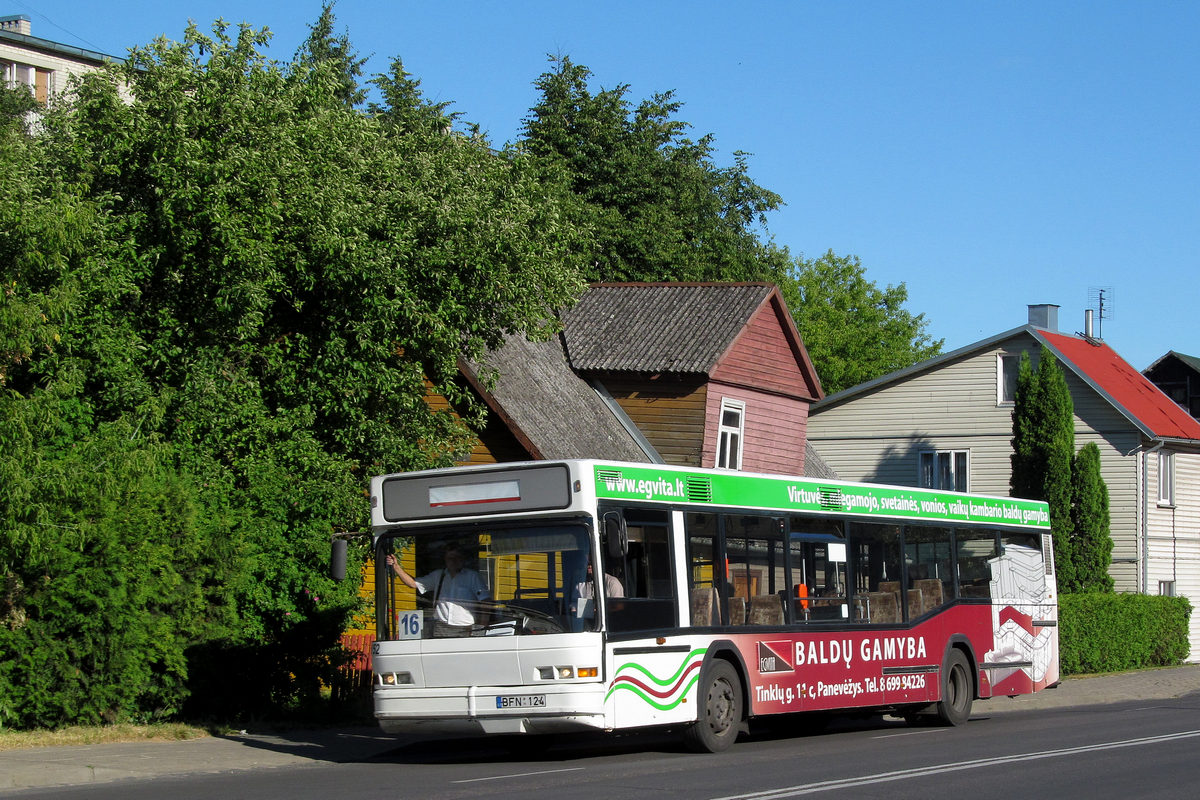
[561,282,827,476]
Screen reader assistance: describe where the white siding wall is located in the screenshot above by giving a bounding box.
[808,345,1025,494]
[808,334,1146,597]
[1146,450,1200,661]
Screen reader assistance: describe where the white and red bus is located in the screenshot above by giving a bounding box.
[352,460,1057,752]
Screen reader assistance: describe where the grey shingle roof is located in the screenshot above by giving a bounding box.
[562,283,774,373]
[462,331,653,462]
[803,442,840,480]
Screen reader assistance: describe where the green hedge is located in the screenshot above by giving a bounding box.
[1059,593,1192,674]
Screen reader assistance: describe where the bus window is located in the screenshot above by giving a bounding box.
[377,525,588,639]
[725,515,786,626]
[685,513,722,626]
[956,529,1000,599]
[787,518,847,622]
[848,523,903,624]
[604,508,677,633]
[904,526,953,618]
[995,531,1049,602]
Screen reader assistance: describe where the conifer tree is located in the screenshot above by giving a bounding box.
[1071,442,1114,591]
[1011,346,1077,590]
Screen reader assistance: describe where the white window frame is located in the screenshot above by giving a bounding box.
[1158,451,1175,506]
[715,398,745,471]
[919,449,969,492]
[998,353,1020,406]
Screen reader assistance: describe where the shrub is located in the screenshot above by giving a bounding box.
[1059,592,1191,674]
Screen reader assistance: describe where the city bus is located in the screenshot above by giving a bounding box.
[343,459,1058,752]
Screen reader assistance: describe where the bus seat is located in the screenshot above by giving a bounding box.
[727,595,747,625]
[748,595,784,626]
[690,586,719,626]
[906,588,922,620]
[877,581,901,595]
[865,591,899,624]
[914,578,944,612]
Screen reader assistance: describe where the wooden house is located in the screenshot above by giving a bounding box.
[1145,351,1200,421]
[807,304,1200,659]
[560,282,827,476]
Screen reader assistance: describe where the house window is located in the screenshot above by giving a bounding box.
[2,61,52,104]
[919,450,968,492]
[1158,451,1175,506]
[1159,580,1176,597]
[35,67,52,104]
[998,354,1020,405]
[715,399,745,470]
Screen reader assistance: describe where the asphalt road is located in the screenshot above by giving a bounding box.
[9,690,1200,800]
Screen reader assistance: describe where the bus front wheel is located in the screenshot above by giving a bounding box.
[684,660,743,753]
[935,649,974,726]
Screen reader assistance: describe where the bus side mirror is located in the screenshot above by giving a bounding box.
[603,512,628,559]
[330,537,348,581]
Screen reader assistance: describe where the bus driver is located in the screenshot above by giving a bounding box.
[387,545,490,631]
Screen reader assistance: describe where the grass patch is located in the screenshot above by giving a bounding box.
[0,723,211,751]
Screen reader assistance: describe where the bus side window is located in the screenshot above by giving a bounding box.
[995,532,1048,601]
[847,522,903,624]
[904,526,953,617]
[786,518,848,623]
[726,515,787,627]
[604,508,677,633]
[956,529,1000,599]
[685,512,721,626]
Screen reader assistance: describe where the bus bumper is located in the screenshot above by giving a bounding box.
[374,684,609,735]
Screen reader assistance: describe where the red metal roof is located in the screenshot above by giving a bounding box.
[1040,331,1200,441]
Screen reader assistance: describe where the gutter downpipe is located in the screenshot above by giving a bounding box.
[1142,440,1165,594]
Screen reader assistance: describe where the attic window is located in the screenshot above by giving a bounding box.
[715,399,745,470]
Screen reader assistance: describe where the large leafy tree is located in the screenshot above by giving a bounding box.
[518,57,940,391]
[1,16,586,725]
[1011,347,1078,589]
[780,251,942,395]
[519,55,789,284]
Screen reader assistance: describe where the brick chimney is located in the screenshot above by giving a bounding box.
[0,15,33,36]
[1027,303,1059,332]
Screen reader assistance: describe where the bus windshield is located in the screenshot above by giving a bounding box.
[376,523,594,639]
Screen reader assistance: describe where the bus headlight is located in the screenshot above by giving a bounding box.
[376,672,413,686]
[538,666,581,680]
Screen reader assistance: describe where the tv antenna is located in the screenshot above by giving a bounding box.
[1086,287,1113,340]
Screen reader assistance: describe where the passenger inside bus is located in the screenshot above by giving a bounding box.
[570,558,623,630]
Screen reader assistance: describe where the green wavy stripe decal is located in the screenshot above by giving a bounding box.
[607,674,703,711]
[613,647,708,686]
[604,646,707,708]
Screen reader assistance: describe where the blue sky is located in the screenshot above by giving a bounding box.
[15,1,1198,370]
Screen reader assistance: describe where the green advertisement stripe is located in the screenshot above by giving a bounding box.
[594,464,1051,529]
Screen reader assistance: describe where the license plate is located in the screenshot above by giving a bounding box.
[496,694,546,709]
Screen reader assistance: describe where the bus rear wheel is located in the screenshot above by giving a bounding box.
[935,649,974,726]
[684,660,743,753]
